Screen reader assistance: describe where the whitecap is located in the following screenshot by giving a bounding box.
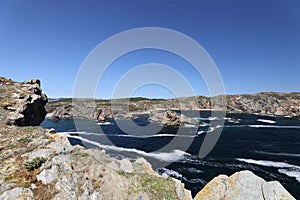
[66,134,189,162]
[237,158,300,183]
[199,123,209,127]
[248,125,300,129]
[208,117,219,121]
[97,121,113,125]
[183,124,197,128]
[160,168,183,179]
[185,178,206,184]
[278,169,300,182]
[185,167,203,173]
[237,158,300,169]
[255,151,300,158]
[257,119,276,124]
[197,131,206,135]
[62,132,195,138]
[227,118,241,123]
[207,127,215,133]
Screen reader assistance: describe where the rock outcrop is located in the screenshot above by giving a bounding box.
[0,125,192,200]
[46,92,300,123]
[0,125,295,199]
[0,77,48,126]
[150,110,198,126]
[194,170,295,200]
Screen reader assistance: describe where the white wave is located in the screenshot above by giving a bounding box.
[284,115,293,118]
[257,119,276,124]
[183,124,197,128]
[227,118,241,123]
[223,125,247,128]
[278,169,300,182]
[197,131,206,135]
[185,167,203,173]
[67,135,189,162]
[199,123,209,127]
[208,117,219,121]
[194,117,209,120]
[185,178,206,184]
[237,158,300,169]
[207,127,215,133]
[62,132,195,138]
[160,168,183,179]
[255,151,300,158]
[237,158,300,183]
[248,125,300,129]
[97,121,113,125]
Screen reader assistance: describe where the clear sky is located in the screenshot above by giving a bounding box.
[0,0,299,99]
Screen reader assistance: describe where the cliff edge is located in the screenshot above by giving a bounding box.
[0,77,48,126]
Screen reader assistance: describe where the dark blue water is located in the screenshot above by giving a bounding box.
[41,112,300,198]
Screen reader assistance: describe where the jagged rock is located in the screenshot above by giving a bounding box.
[0,76,48,126]
[172,178,193,200]
[46,93,300,121]
[119,159,134,173]
[0,187,34,200]
[194,170,295,200]
[36,165,58,184]
[150,110,197,126]
[262,181,295,200]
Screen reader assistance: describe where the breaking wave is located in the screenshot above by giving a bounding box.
[66,134,189,162]
[257,119,276,124]
[237,158,300,183]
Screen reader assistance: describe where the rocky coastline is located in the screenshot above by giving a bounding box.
[46,93,300,124]
[0,76,297,199]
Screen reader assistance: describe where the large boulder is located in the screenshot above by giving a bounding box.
[194,170,295,200]
[150,110,198,126]
[0,76,48,126]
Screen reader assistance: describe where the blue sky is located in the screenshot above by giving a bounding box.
[0,0,299,99]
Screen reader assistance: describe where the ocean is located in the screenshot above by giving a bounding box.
[41,111,300,198]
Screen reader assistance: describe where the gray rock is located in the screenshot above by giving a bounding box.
[262,181,296,200]
[1,77,48,126]
[119,159,134,173]
[0,187,34,200]
[195,170,296,200]
[225,170,265,200]
[36,165,58,184]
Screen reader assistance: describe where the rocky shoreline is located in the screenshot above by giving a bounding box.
[0,125,295,200]
[0,76,297,199]
[46,93,300,124]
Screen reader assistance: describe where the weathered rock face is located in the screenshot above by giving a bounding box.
[0,125,192,200]
[226,93,300,116]
[0,125,296,199]
[150,110,198,126]
[194,170,296,200]
[46,92,300,123]
[0,77,48,126]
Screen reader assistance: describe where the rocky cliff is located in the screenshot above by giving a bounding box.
[0,77,48,126]
[46,92,300,123]
[0,126,193,200]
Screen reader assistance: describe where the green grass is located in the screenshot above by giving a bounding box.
[24,157,47,171]
[140,175,177,200]
[18,136,32,143]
